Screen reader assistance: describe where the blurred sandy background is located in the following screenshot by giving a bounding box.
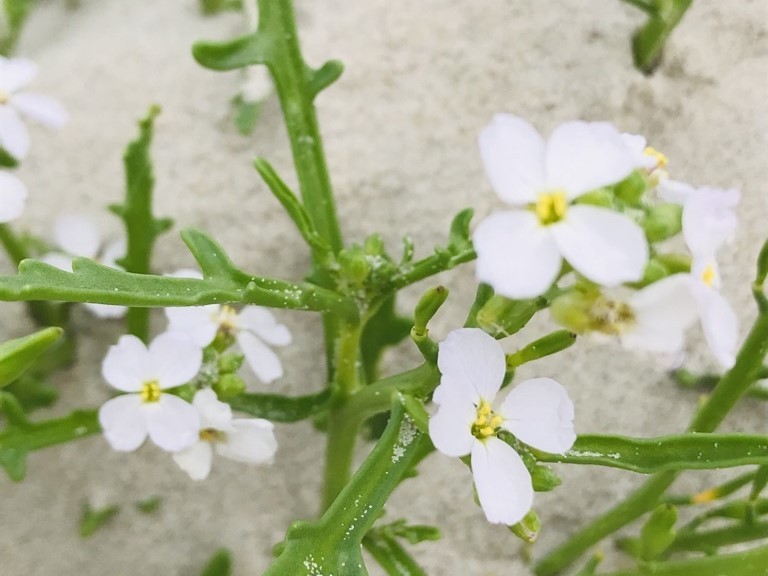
[0,0,766,574]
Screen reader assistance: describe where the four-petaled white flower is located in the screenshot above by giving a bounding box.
[165,269,292,385]
[0,170,27,223]
[99,333,203,452]
[0,56,68,159]
[474,114,649,299]
[660,181,740,368]
[429,328,575,525]
[172,388,277,480]
[41,214,127,318]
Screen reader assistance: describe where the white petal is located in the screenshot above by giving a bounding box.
[552,205,648,286]
[436,328,506,403]
[193,388,234,431]
[500,378,576,453]
[145,394,200,452]
[473,210,562,299]
[98,394,148,452]
[238,306,292,346]
[0,171,27,222]
[54,214,100,258]
[148,332,203,388]
[0,58,37,92]
[658,179,695,205]
[101,334,150,392]
[217,419,277,464]
[622,274,699,354]
[237,331,283,383]
[429,398,476,458]
[471,437,534,525]
[545,121,635,197]
[478,114,545,204]
[0,106,29,159]
[621,133,656,170]
[10,93,68,129]
[682,187,740,256]
[172,441,214,481]
[164,305,219,347]
[39,252,74,272]
[85,303,128,319]
[695,285,739,369]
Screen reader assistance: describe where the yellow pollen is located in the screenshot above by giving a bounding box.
[215,304,240,333]
[0,90,8,105]
[701,264,716,287]
[692,488,718,504]
[534,190,567,225]
[140,380,161,403]
[643,146,668,169]
[589,297,636,335]
[472,400,502,440]
[199,428,225,442]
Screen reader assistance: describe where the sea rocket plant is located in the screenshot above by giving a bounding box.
[429,328,576,525]
[473,114,649,299]
[0,56,68,159]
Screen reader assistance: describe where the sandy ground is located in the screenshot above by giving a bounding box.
[1,0,767,574]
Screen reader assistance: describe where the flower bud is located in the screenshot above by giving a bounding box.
[510,509,541,543]
[575,189,614,208]
[549,291,597,333]
[338,245,371,286]
[507,330,576,369]
[214,374,246,398]
[363,233,385,256]
[614,170,648,205]
[413,286,449,337]
[218,352,244,374]
[639,504,677,561]
[477,295,546,338]
[530,463,562,492]
[643,204,682,242]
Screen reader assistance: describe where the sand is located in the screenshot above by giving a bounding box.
[1,0,767,574]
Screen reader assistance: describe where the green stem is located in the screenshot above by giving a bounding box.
[669,520,768,553]
[620,0,657,15]
[535,312,768,575]
[601,543,768,576]
[632,0,694,73]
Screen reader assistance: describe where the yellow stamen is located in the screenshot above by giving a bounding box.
[589,297,636,335]
[199,428,225,442]
[140,380,161,403]
[214,304,240,334]
[701,264,716,287]
[0,91,8,105]
[534,190,568,226]
[472,399,503,440]
[692,488,718,504]
[643,146,668,169]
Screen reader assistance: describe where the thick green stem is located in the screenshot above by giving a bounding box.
[632,0,694,73]
[535,312,768,575]
[669,521,768,553]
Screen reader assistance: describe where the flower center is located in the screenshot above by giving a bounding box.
[0,90,8,105]
[471,399,503,440]
[589,296,636,335]
[643,146,668,169]
[534,190,567,225]
[140,380,161,403]
[701,264,716,287]
[214,304,240,334]
[199,428,226,443]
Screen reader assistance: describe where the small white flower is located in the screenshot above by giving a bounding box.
[172,388,277,480]
[165,269,292,385]
[0,56,68,159]
[99,333,202,452]
[621,133,667,173]
[40,214,127,318]
[576,274,699,355]
[474,114,649,299]
[659,181,740,257]
[429,328,575,525]
[0,170,27,222]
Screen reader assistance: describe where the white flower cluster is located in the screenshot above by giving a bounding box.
[98,283,291,480]
[0,56,67,223]
[474,114,740,368]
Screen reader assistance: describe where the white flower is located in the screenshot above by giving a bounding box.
[172,388,277,480]
[0,56,68,159]
[99,333,202,452]
[40,214,127,318]
[621,133,667,173]
[165,269,292,385]
[0,171,27,222]
[474,115,649,299]
[578,274,699,355]
[429,328,575,525]
[659,181,740,256]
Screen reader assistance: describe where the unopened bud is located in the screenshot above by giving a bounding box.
[339,245,371,285]
[530,463,562,492]
[507,331,576,369]
[639,504,677,561]
[214,374,246,398]
[643,204,682,242]
[549,291,597,333]
[413,286,449,336]
[575,189,614,208]
[218,352,244,374]
[614,170,648,205]
[363,233,385,256]
[510,509,541,543]
[477,295,545,338]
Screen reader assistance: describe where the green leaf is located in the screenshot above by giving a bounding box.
[233,94,261,135]
[200,549,232,576]
[631,0,694,73]
[533,433,768,474]
[79,502,120,537]
[135,496,162,514]
[0,147,19,168]
[0,0,37,56]
[363,530,428,576]
[447,208,473,253]
[0,327,62,388]
[199,0,241,16]
[226,389,330,422]
[4,375,58,412]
